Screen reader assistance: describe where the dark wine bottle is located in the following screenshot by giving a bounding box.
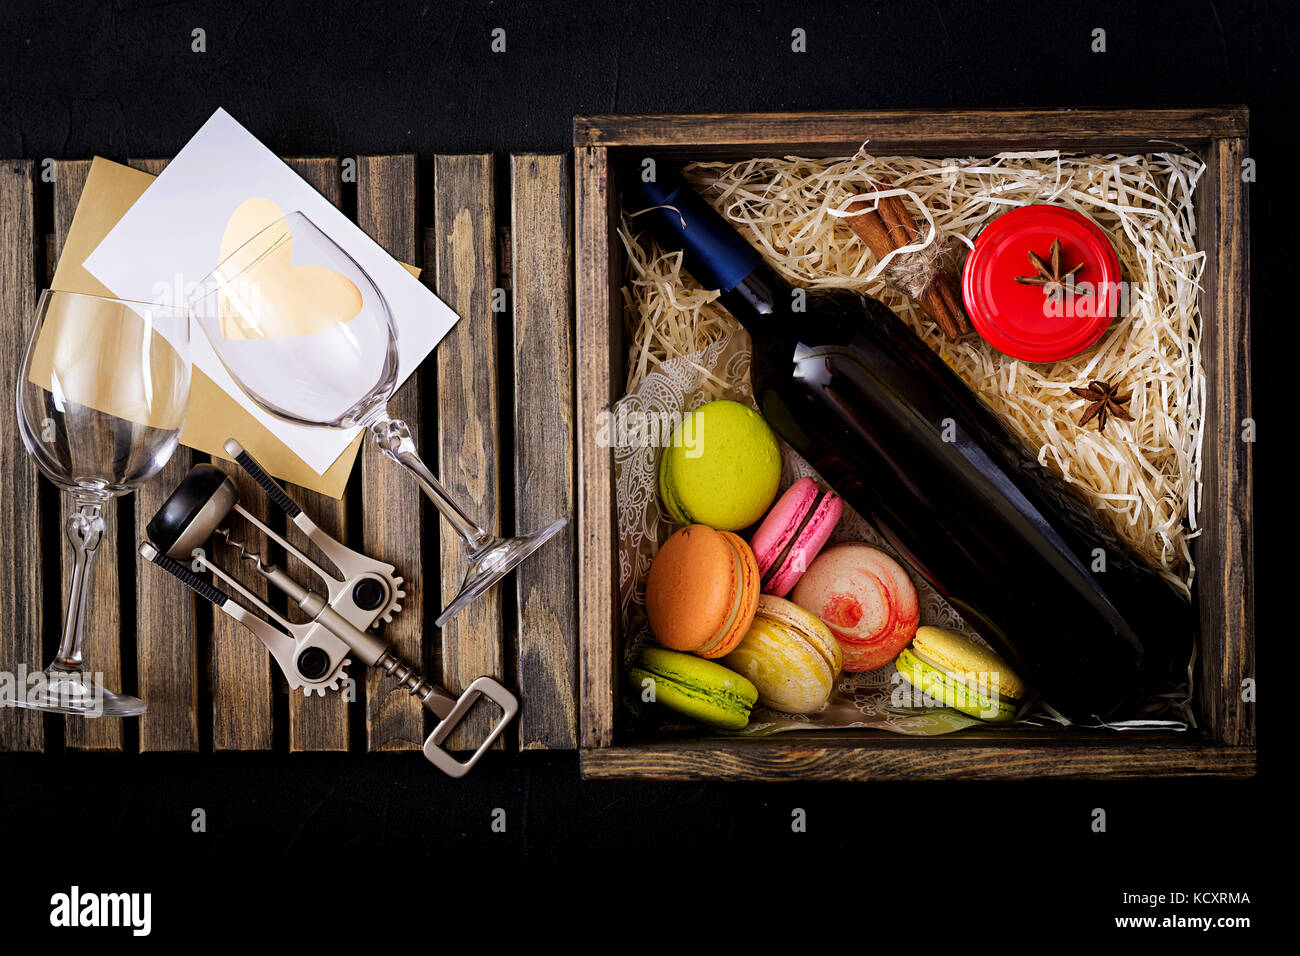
[624,162,1192,721]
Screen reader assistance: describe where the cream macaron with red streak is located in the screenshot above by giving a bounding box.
[791,542,919,672]
[749,477,844,597]
[723,595,844,714]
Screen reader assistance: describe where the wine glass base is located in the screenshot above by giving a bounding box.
[3,668,146,718]
[435,518,568,628]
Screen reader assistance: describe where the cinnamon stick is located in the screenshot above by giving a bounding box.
[845,195,971,340]
[935,272,969,334]
[877,194,919,246]
[846,199,896,255]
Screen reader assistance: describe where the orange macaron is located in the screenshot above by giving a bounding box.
[646,524,761,659]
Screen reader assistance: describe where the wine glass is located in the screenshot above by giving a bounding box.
[11,290,190,716]
[188,211,565,627]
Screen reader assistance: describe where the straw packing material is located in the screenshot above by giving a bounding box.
[619,150,1206,593]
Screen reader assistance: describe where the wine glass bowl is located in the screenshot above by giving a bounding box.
[188,211,565,627]
[10,290,190,717]
[17,295,189,495]
[188,212,398,428]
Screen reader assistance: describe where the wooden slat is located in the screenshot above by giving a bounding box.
[0,160,43,751]
[1196,137,1255,746]
[581,735,1257,781]
[574,146,620,748]
[433,153,503,750]
[283,157,351,752]
[573,108,1251,153]
[357,155,424,751]
[129,158,199,752]
[510,154,578,749]
[53,160,123,751]
[210,467,273,750]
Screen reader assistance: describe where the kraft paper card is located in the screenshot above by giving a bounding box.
[83,107,455,481]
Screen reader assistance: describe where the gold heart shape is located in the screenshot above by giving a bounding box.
[217,197,363,340]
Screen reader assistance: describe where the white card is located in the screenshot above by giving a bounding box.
[84,107,458,475]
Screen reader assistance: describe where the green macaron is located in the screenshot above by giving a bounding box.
[629,646,759,730]
[659,400,782,531]
[894,626,1025,723]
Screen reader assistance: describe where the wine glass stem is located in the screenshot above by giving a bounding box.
[368,416,493,552]
[54,496,106,670]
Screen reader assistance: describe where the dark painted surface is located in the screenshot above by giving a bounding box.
[0,0,1277,935]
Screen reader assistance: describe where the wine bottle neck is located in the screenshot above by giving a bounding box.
[622,162,763,294]
[621,161,798,340]
[718,262,783,321]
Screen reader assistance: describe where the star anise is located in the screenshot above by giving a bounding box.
[1070,379,1135,434]
[1015,238,1084,304]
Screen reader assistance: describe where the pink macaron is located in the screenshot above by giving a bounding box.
[749,477,844,597]
[791,542,919,672]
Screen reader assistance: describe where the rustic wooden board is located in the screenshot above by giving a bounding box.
[421,224,441,692]
[433,153,504,750]
[283,157,352,752]
[574,146,621,749]
[129,158,199,753]
[510,154,578,749]
[573,108,1251,154]
[210,468,273,751]
[357,155,425,751]
[53,159,123,752]
[1195,137,1255,747]
[580,736,1257,781]
[0,160,44,752]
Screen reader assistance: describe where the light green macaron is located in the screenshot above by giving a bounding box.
[658,400,782,531]
[894,626,1027,723]
[629,646,759,730]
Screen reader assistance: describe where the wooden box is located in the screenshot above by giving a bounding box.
[574,109,1255,780]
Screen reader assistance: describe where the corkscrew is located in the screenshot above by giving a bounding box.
[138,438,518,778]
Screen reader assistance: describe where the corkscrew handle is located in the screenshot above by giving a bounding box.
[224,438,301,518]
[138,541,299,665]
[138,542,231,607]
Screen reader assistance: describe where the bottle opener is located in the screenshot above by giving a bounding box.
[138,438,518,778]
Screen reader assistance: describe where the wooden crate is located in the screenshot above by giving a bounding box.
[574,109,1255,780]
[0,153,577,756]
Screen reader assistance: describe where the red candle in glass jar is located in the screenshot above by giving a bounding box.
[961,205,1121,363]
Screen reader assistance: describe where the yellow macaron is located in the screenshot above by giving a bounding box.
[723,595,843,714]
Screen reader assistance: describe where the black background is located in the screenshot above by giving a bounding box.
[1,0,1274,937]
